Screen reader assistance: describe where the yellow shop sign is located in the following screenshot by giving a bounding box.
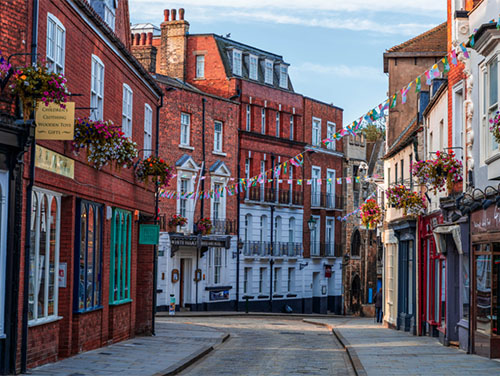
[35,102,75,140]
[35,145,74,179]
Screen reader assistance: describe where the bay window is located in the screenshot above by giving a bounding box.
[75,200,103,312]
[110,208,132,305]
[28,188,61,324]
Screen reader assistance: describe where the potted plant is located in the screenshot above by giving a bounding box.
[72,118,137,169]
[196,218,213,235]
[412,150,463,194]
[135,156,173,188]
[386,184,426,216]
[360,199,382,229]
[169,214,187,228]
[10,62,68,120]
[490,111,500,145]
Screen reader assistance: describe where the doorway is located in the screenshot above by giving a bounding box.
[351,274,361,313]
[179,258,192,308]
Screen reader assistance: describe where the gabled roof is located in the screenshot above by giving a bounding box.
[176,154,199,171]
[383,23,447,72]
[209,160,231,176]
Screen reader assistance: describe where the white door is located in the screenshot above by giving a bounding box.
[183,258,192,305]
[0,170,9,336]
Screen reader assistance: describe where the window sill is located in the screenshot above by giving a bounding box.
[74,305,103,314]
[179,145,194,151]
[212,151,227,157]
[29,315,63,328]
[193,77,206,81]
[109,299,132,307]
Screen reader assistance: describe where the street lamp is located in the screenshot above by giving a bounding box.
[308,216,317,255]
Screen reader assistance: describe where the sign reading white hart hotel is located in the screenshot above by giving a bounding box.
[35,102,75,140]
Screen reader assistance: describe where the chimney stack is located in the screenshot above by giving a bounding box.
[131,30,158,73]
[158,8,190,80]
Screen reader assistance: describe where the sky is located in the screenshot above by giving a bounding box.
[129,0,446,126]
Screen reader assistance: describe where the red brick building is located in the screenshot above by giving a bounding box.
[132,8,345,314]
[0,0,163,373]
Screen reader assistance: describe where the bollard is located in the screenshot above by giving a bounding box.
[169,294,176,316]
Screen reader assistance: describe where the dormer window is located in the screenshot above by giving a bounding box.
[249,55,258,80]
[265,59,273,84]
[279,65,288,89]
[103,4,115,31]
[232,49,242,76]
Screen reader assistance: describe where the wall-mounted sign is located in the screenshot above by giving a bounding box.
[171,269,179,283]
[35,145,74,179]
[324,264,332,278]
[139,224,160,245]
[35,102,75,140]
[58,262,67,288]
[194,268,202,282]
[170,235,231,249]
[209,290,229,301]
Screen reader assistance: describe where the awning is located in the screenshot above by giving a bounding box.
[433,225,462,255]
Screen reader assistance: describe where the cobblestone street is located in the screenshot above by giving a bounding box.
[169,316,354,376]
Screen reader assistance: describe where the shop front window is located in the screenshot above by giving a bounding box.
[476,252,492,335]
[461,252,470,320]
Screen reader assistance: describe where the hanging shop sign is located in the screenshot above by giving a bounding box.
[170,235,231,249]
[35,102,75,140]
[139,224,160,245]
[35,145,74,179]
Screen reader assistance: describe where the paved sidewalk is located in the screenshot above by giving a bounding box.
[309,317,500,376]
[26,321,228,376]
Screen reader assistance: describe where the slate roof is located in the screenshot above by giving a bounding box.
[194,34,294,92]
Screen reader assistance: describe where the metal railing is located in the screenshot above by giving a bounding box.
[309,242,344,257]
[242,241,302,257]
[310,242,321,257]
[246,186,303,206]
[211,219,237,235]
[310,193,343,209]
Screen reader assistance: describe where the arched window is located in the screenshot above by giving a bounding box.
[351,229,361,257]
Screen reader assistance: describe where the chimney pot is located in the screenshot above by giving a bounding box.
[131,33,135,45]
[140,32,146,45]
[171,9,176,21]
[164,9,169,21]
[179,8,185,20]
[134,33,140,46]
[147,32,153,45]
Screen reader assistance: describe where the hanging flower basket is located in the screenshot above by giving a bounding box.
[196,218,212,235]
[490,111,500,145]
[412,150,463,194]
[10,62,68,120]
[169,214,187,228]
[386,185,426,216]
[72,118,137,169]
[0,51,11,81]
[135,156,173,188]
[360,199,382,229]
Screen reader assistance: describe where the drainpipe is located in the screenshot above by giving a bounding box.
[151,93,163,336]
[269,154,275,312]
[21,0,38,372]
[235,132,241,311]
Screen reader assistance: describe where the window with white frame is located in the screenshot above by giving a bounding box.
[311,167,321,207]
[180,112,191,146]
[46,14,65,74]
[244,214,252,243]
[310,216,320,256]
[287,267,295,292]
[214,121,223,152]
[28,188,61,324]
[259,215,267,242]
[246,104,251,131]
[144,104,153,157]
[288,217,295,244]
[103,4,116,31]
[265,59,273,84]
[196,55,205,78]
[90,55,104,121]
[279,65,288,88]
[327,122,336,150]
[212,183,222,220]
[244,267,252,294]
[122,84,133,138]
[211,248,223,285]
[232,49,242,76]
[274,216,282,245]
[327,169,336,208]
[249,55,258,80]
[259,267,266,293]
[326,218,335,256]
[276,112,280,138]
[0,171,9,336]
[312,117,321,146]
[481,55,500,161]
[274,267,281,293]
[179,179,189,218]
[261,108,266,134]
[290,115,294,140]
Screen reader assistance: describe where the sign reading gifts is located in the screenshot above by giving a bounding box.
[35,102,75,140]
[35,145,74,179]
